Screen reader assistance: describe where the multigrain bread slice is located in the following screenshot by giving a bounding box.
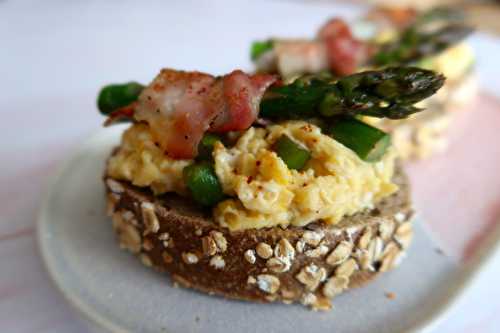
[104,163,414,311]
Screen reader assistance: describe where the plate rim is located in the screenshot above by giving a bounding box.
[37,126,132,333]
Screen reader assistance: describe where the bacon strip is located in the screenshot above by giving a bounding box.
[257,18,371,78]
[318,18,372,76]
[273,40,328,79]
[133,69,276,159]
[209,71,276,133]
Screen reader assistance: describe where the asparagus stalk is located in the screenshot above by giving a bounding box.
[97,82,144,115]
[183,162,224,206]
[328,118,391,162]
[197,133,222,161]
[250,40,274,61]
[373,24,473,66]
[415,6,465,25]
[260,67,445,120]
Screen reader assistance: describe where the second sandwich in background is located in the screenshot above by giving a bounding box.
[251,7,477,160]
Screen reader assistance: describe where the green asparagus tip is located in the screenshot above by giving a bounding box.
[97,82,144,115]
[261,67,445,121]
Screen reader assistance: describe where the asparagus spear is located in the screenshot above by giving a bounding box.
[251,40,274,61]
[260,67,445,120]
[97,82,144,115]
[373,24,473,66]
[328,118,391,162]
[183,162,224,206]
[274,135,311,170]
[197,133,222,161]
[416,6,465,25]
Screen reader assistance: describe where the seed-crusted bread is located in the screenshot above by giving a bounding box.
[104,162,413,311]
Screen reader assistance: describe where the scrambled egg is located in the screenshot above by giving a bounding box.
[108,122,398,231]
[107,124,191,195]
[213,121,397,230]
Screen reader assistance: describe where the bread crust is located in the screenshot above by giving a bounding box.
[104,163,414,310]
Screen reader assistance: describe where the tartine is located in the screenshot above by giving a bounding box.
[99,66,443,310]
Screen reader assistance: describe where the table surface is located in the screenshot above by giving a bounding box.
[2,0,500,332]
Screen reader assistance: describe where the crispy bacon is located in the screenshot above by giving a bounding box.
[134,70,214,159]
[318,18,372,76]
[133,69,276,159]
[317,18,353,40]
[209,71,276,133]
[273,40,328,79]
[258,19,372,78]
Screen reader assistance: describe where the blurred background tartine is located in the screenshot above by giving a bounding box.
[360,0,500,35]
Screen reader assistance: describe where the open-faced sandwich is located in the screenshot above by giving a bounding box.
[99,66,444,310]
[252,7,476,159]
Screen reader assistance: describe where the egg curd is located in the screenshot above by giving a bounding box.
[107,122,398,231]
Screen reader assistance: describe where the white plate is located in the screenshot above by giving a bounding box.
[32,0,500,331]
[37,124,500,333]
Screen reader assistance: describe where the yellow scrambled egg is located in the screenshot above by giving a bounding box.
[107,122,398,231]
[107,124,191,195]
